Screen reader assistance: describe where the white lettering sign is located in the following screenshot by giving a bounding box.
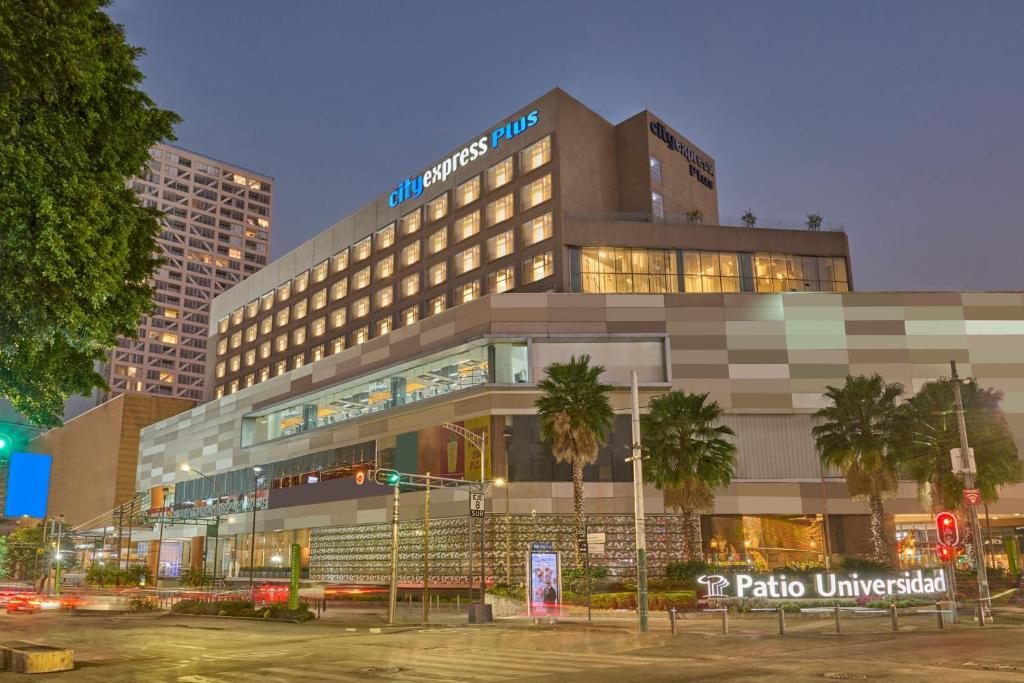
[697,569,946,600]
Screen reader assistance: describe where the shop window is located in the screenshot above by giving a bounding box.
[581,247,679,294]
[683,251,740,293]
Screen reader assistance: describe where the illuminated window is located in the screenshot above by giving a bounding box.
[401,305,419,326]
[312,259,329,283]
[215,386,225,399]
[375,255,394,280]
[353,326,369,345]
[375,317,392,337]
[400,273,420,298]
[454,279,481,304]
[683,251,740,293]
[294,271,309,293]
[229,355,241,372]
[352,266,371,290]
[376,223,396,250]
[425,193,448,222]
[649,156,662,184]
[427,294,447,316]
[520,174,551,211]
[652,191,664,219]
[240,326,254,344]
[331,337,346,354]
[330,278,348,301]
[330,307,347,329]
[229,331,241,348]
[311,289,327,311]
[159,371,175,384]
[215,361,226,379]
[311,344,325,362]
[401,240,420,267]
[353,236,372,262]
[454,245,480,275]
[375,286,393,309]
[293,298,308,320]
[245,349,256,367]
[427,226,448,254]
[488,266,515,294]
[229,379,239,394]
[311,316,326,337]
[217,316,229,334]
[217,338,228,356]
[231,308,243,326]
[400,208,421,236]
[522,212,552,246]
[486,156,513,191]
[277,281,291,302]
[261,291,274,311]
[292,352,305,370]
[275,333,288,353]
[245,299,259,318]
[487,229,514,261]
[750,253,850,293]
[244,373,255,388]
[581,247,680,294]
[163,307,179,319]
[522,251,553,284]
[485,194,514,227]
[259,340,271,359]
[455,176,480,207]
[259,367,270,382]
[331,248,349,273]
[293,326,306,346]
[275,360,288,376]
[454,211,480,242]
[352,296,370,319]
[520,135,551,173]
[428,261,447,287]
[260,316,273,335]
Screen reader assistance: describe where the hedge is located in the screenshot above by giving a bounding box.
[171,599,314,622]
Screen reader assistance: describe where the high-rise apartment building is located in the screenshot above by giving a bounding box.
[107,143,273,401]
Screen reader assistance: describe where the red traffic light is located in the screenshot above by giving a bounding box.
[935,512,959,547]
[936,544,954,562]
[355,470,365,485]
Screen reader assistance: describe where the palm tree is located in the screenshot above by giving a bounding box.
[535,355,614,566]
[812,374,904,564]
[897,378,1020,511]
[641,391,736,561]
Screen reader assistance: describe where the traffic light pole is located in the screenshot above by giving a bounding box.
[950,361,991,615]
[629,370,650,633]
[388,483,400,625]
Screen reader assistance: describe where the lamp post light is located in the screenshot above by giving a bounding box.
[248,466,263,597]
[494,478,511,588]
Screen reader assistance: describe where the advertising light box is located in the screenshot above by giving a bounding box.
[3,452,52,518]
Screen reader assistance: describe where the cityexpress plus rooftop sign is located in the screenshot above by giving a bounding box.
[698,569,947,600]
[388,109,541,207]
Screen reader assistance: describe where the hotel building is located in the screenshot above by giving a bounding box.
[127,89,1022,585]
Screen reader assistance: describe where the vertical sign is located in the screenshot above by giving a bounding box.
[288,543,301,610]
[469,492,484,518]
[526,548,561,617]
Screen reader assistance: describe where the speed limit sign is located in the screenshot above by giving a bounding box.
[469,492,484,517]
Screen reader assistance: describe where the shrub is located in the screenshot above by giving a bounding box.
[128,596,160,612]
[171,598,313,621]
[837,558,893,573]
[585,591,696,611]
[562,566,609,594]
[665,560,717,583]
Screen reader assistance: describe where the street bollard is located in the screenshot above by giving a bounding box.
[890,604,898,632]
[978,605,986,627]
[456,595,460,612]
[669,608,677,635]
[778,606,786,635]
[833,605,841,634]
[721,608,729,634]
[936,602,944,629]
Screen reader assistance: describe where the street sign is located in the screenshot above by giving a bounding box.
[586,532,605,545]
[531,541,554,551]
[963,488,982,506]
[586,532,605,555]
[950,447,976,474]
[469,492,484,517]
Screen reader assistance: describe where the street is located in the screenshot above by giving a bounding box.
[2,608,1023,681]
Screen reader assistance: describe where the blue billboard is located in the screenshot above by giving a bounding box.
[3,452,52,518]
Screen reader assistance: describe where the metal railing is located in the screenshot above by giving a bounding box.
[565,211,846,232]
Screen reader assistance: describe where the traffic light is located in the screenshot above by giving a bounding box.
[354,470,366,485]
[935,511,959,547]
[937,544,954,562]
[374,468,402,486]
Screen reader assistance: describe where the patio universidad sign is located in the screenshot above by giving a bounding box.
[698,569,947,599]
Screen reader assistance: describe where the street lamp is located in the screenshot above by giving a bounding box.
[493,478,511,588]
[248,466,263,597]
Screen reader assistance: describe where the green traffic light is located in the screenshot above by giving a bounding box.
[386,472,401,486]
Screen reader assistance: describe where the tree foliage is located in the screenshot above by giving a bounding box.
[897,378,1020,509]
[535,355,614,565]
[0,0,179,426]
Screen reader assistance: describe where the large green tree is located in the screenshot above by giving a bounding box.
[812,374,905,564]
[897,378,1020,510]
[641,390,736,561]
[535,355,614,566]
[0,0,179,426]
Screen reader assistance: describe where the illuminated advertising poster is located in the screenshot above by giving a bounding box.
[527,548,561,616]
[402,418,491,480]
[3,452,52,518]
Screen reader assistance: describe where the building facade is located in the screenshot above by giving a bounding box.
[108,143,274,402]
[129,89,1022,585]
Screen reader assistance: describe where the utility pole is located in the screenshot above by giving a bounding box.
[480,430,487,603]
[54,514,64,596]
[423,472,430,624]
[950,360,991,613]
[819,460,832,569]
[248,466,262,596]
[388,483,400,625]
[629,370,649,632]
